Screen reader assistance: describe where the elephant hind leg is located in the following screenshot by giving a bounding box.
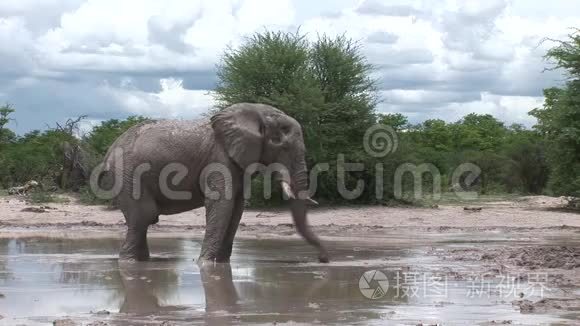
[120,194,159,261]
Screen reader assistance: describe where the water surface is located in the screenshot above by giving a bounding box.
[0,235,575,325]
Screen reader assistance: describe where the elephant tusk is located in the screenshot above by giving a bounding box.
[281,181,296,200]
[306,198,319,205]
[281,181,317,204]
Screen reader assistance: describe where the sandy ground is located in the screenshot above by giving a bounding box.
[1,194,578,231]
[1,194,579,324]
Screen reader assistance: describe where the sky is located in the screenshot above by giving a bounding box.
[0,0,579,134]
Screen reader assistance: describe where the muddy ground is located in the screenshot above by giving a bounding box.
[0,194,578,325]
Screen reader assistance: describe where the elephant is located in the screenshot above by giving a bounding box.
[99,103,329,263]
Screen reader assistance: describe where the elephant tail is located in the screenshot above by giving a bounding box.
[93,157,121,207]
[95,137,127,205]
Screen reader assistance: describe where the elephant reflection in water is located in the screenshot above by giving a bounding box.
[117,260,185,315]
[117,262,335,320]
[199,262,242,325]
[116,260,241,324]
[198,262,239,311]
[117,262,384,324]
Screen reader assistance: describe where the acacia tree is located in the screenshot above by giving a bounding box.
[531,30,580,196]
[0,104,15,145]
[214,31,381,203]
[0,104,16,187]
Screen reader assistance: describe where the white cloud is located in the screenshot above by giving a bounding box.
[379,91,544,127]
[101,78,215,118]
[77,118,103,137]
[444,93,544,126]
[0,0,75,12]
[366,31,399,44]
[0,0,579,133]
[381,89,477,105]
[0,17,35,74]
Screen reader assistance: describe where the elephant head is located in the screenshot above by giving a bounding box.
[211,103,329,263]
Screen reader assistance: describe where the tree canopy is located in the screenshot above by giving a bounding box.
[530,30,580,196]
[0,104,16,146]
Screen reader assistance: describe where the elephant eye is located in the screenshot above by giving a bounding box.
[280,125,291,134]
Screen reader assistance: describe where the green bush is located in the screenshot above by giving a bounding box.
[77,185,114,207]
[0,106,152,196]
[27,190,69,204]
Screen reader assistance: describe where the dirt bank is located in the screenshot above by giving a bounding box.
[1,194,578,232]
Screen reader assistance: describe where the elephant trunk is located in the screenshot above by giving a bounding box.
[284,158,329,263]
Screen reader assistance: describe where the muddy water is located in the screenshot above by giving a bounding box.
[0,235,576,325]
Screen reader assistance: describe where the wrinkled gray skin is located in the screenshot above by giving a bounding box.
[102,103,329,263]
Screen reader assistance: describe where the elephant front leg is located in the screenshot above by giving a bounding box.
[120,225,150,261]
[199,197,236,262]
[216,194,245,262]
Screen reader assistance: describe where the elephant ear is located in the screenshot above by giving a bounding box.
[210,104,265,168]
